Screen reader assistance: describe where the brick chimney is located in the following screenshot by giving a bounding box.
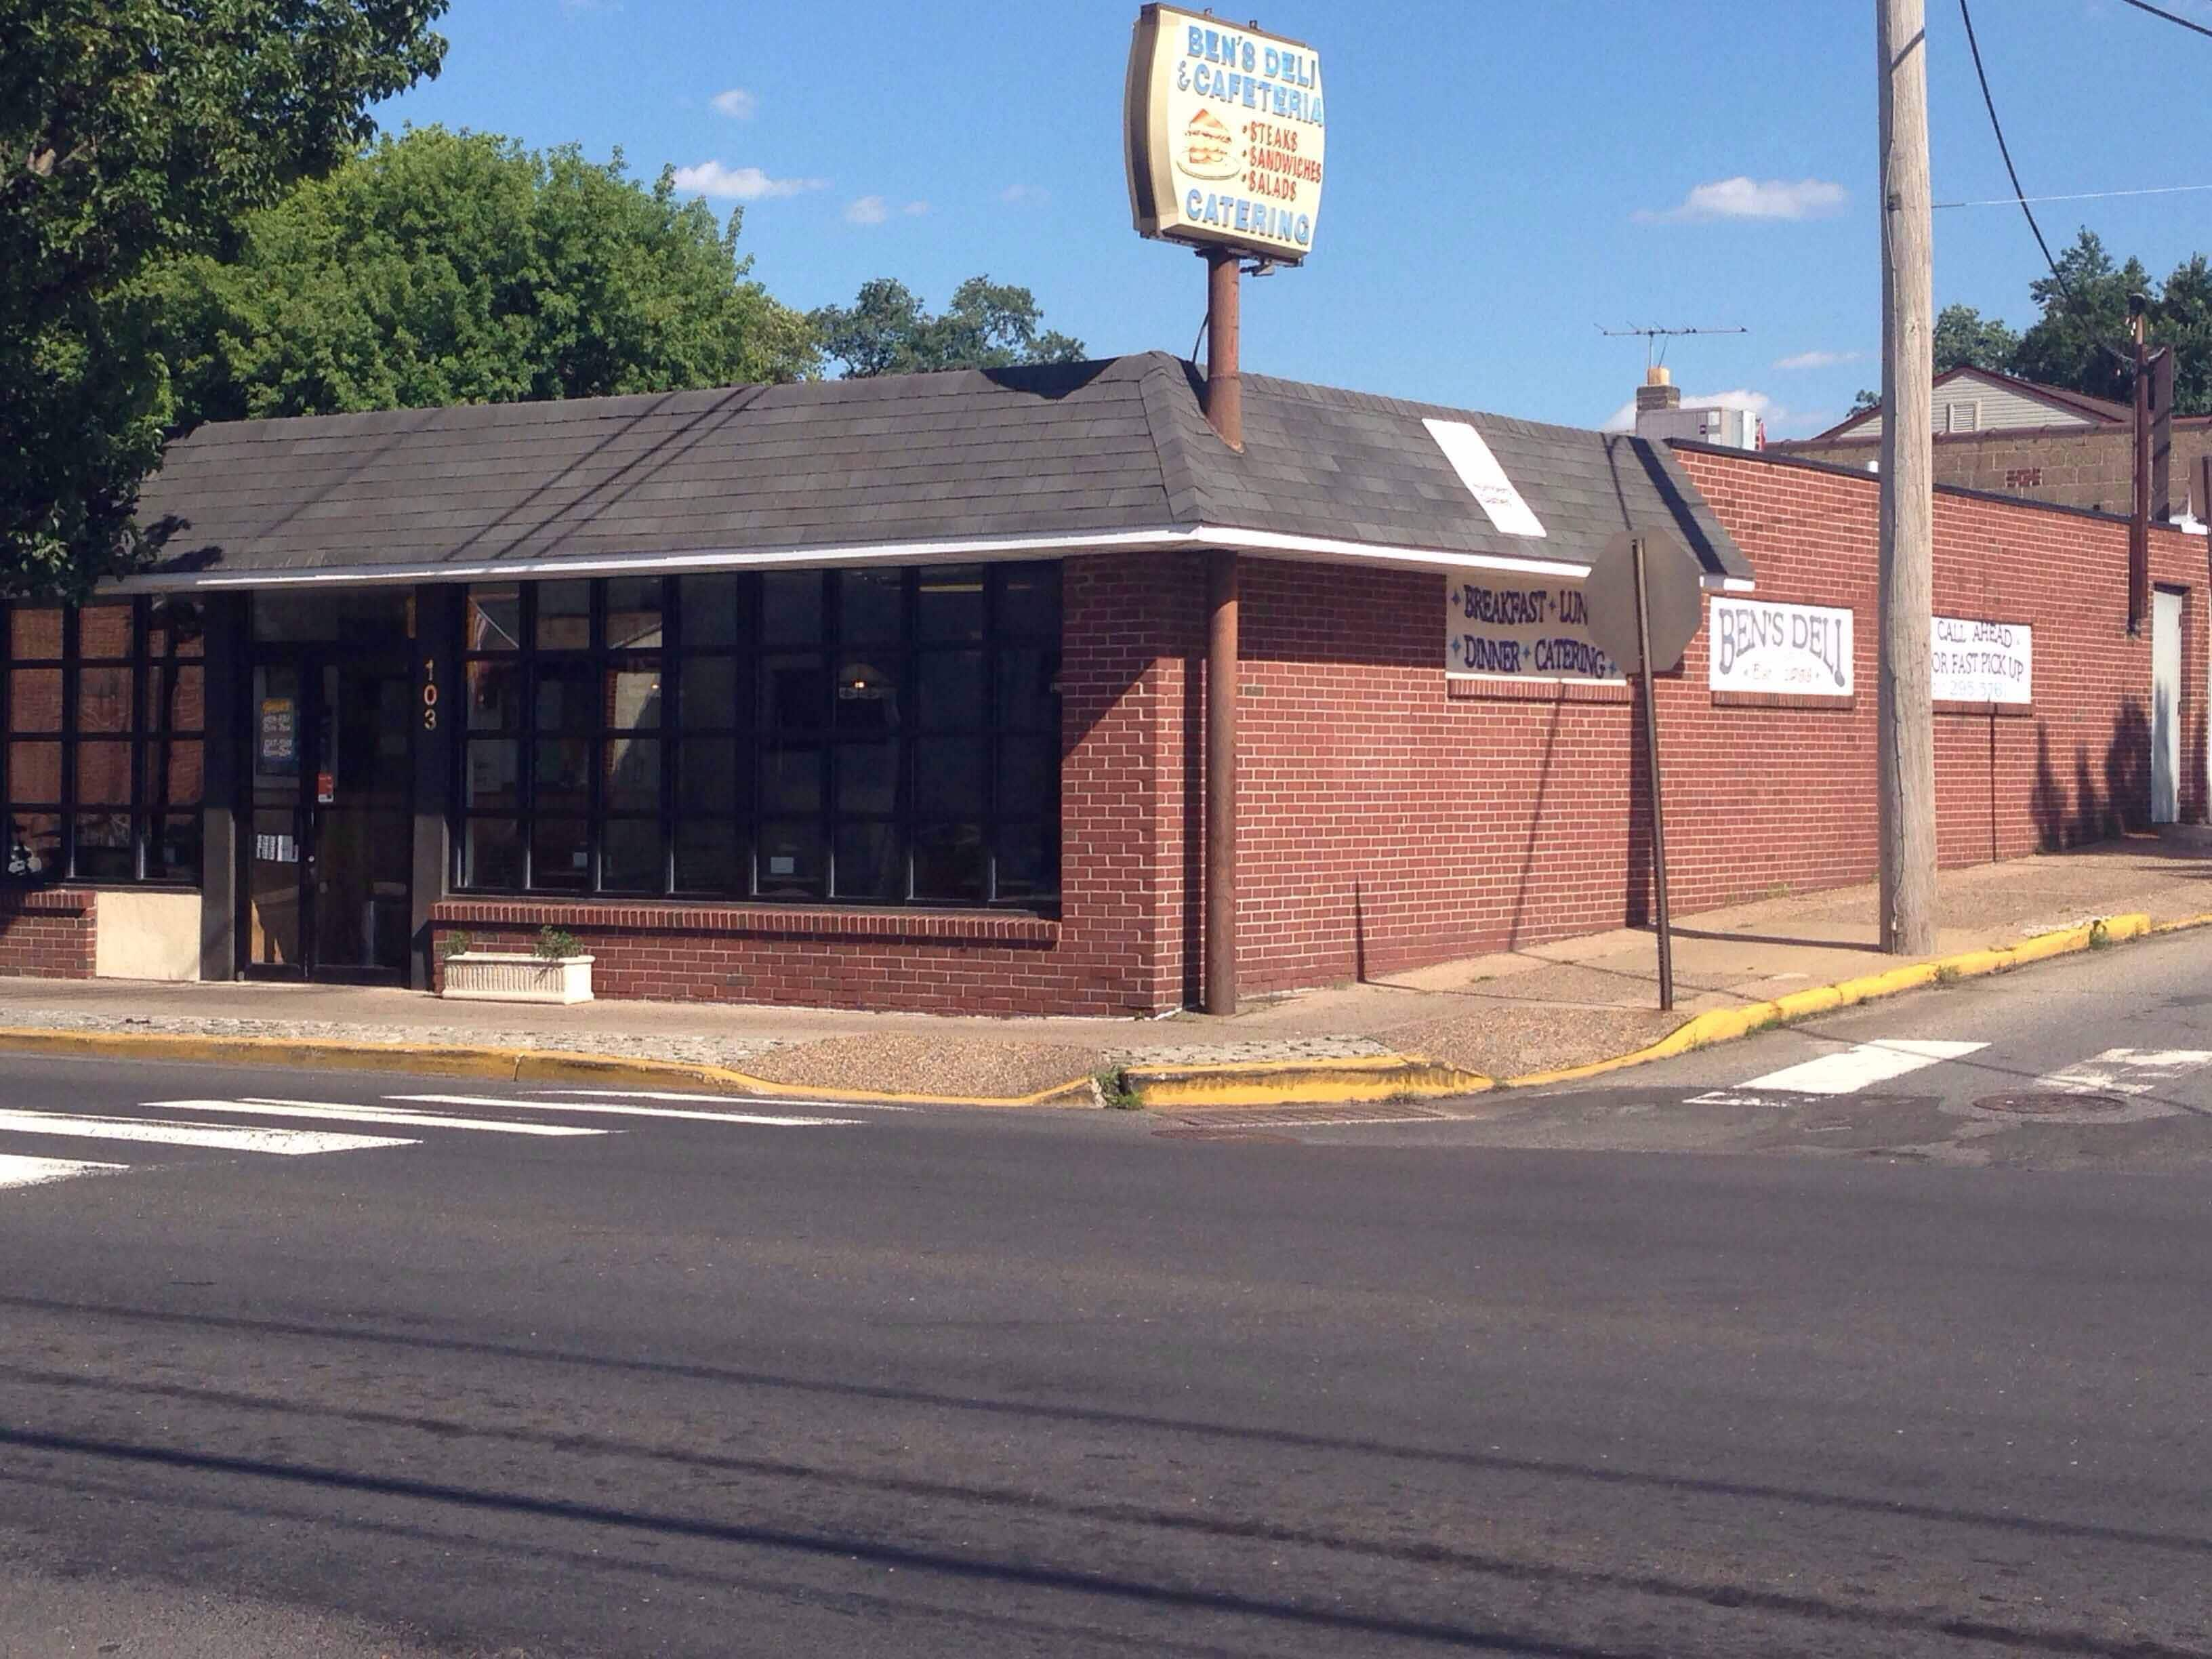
[1635,364,1681,416]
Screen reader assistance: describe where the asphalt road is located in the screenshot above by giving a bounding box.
[2,941,2211,1658]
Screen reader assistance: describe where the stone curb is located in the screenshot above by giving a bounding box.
[0,1027,1098,1109]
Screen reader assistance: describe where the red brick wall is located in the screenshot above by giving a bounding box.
[0,890,96,979]
[430,552,1197,1017]
[1206,451,2206,996]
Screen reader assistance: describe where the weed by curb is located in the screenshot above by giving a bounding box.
[1094,1067,1143,1110]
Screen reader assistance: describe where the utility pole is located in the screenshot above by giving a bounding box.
[2129,291,2150,632]
[1877,0,1938,954]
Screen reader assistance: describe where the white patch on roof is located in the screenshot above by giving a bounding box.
[1421,418,1548,539]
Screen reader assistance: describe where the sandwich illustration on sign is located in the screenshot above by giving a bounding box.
[1179,108,1240,180]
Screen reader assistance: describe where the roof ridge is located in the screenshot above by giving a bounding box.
[1135,354,1221,527]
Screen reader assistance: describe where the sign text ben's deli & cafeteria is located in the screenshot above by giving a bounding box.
[1124,5,1326,262]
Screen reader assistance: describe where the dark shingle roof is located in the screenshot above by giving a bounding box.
[132,352,1749,584]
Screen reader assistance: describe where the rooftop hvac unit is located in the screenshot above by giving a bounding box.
[1633,404,1763,451]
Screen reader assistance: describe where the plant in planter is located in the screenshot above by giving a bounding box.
[438,925,594,1004]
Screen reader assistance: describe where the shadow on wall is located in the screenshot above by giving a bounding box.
[2030,701,2152,850]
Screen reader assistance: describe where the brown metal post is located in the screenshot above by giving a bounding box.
[1204,548,1239,1016]
[1201,247,1242,1016]
[2131,314,2150,634]
[1630,537,1674,1012]
[1203,247,1243,451]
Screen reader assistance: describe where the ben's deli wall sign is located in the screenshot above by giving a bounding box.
[1124,5,1326,263]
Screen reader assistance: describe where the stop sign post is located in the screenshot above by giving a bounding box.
[1583,528,1706,1012]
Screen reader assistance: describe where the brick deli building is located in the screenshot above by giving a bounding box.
[1,354,2203,1012]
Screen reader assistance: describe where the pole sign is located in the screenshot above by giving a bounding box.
[1446,578,1622,681]
[1931,617,2032,703]
[1707,598,1854,696]
[1124,5,1325,263]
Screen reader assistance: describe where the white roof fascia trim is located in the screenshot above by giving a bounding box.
[1190,525,1587,579]
[105,520,1729,592]
[104,526,1204,592]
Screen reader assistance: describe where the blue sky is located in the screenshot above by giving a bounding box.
[375,0,2212,438]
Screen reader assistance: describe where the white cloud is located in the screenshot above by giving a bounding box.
[1000,184,1050,206]
[844,195,927,226]
[1637,176,1847,223]
[710,87,757,119]
[670,161,826,201]
[1774,349,1862,371]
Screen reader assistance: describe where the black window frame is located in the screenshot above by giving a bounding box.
[454,565,1061,909]
[1,596,207,887]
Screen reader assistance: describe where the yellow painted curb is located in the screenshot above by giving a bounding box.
[1499,912,2156,1090]
[1120,1052,1494,1109]
[0,1026,1097,1110]
[0,908,2194,1115]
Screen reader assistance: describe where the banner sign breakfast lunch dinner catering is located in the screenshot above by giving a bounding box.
[1707,598,1854,697]
[1446,577,1622,682]
[1124,4,1325,262]
[1932,616,2032,704]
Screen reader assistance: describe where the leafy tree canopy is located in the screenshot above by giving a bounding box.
[809,276,1085,377]
[1849,232,2212,421]
[3,0,449,598]
[1933,304,2021,376]
[151,127,818,428]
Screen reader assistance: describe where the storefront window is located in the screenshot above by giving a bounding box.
[1,598,206,884]
[455,565,1060,905]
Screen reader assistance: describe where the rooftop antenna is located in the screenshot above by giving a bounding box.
[1598,323,1748,379]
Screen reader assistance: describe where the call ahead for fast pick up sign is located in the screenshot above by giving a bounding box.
[1124,5,1326,263]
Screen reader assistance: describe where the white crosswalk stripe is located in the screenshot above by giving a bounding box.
[166,1099,612,1137]
[2034,1049,2212,1096]
[0,1086,865,1202]
[0,1153,127,1191]
[523,1088,914,1112]
[389,1094,861,1128]
[0,1108,416,1156]
[1692,1039,1988,1104]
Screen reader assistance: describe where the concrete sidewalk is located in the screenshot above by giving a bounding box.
[3,837,2207,1103]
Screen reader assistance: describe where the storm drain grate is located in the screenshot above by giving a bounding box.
[1973,1091,2131,1118]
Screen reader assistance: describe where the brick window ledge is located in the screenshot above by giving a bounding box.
[0,888,96,917]
[432,897,1059,947]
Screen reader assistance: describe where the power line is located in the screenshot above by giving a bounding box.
[1935,181,2212,209]
[1957,0,2072,305]
[2115,0,2212,41]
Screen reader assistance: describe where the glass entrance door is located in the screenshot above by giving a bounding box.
[245,646,413,981]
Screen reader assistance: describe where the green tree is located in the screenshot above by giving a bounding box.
[2009,230,2154,407]
[151,127,817,428]
[809,276,1084,377]
[1932,304,2020,375]
[3,0,448,598]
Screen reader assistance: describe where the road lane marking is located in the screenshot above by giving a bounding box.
[520,1088,916,1112]
[2036,1049,2212,1096]
[0,1109,414,1156]
[1738,1040,1987,1096]
[388,1094,859,1128]
[201,1099,607,1137]
[0,1153,127,1190]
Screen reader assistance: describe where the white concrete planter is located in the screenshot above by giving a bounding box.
[439,951,594,1004]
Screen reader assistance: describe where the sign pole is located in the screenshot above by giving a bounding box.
[1202,247,1241,1017]
[1630,535,1675,1012]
